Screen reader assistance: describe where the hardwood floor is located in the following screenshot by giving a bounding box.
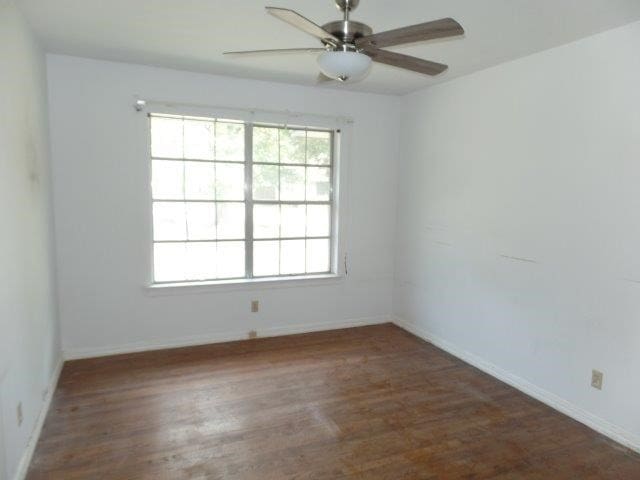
[28,324,640,479]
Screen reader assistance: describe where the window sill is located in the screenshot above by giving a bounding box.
[144,273,344,296]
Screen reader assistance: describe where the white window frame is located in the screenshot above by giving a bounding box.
[143,104,350,293]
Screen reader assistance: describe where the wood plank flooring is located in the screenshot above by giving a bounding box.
[27,324,640,479]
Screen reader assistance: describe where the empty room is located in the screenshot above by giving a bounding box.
[2,0,640,478]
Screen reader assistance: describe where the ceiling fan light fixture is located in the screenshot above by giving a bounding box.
[317,50,371,82]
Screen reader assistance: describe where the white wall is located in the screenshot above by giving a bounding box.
[46,55,400,358]
[0,1,61,478]
[394,21,640,448]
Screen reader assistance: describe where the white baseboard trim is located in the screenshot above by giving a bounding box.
[393,316,640,455]
[64,315,392,360]
[13,356,64,480]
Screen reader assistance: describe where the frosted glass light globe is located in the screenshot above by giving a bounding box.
[317,51,372,82]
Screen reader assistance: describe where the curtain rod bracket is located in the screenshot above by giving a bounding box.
[134,99,146,112]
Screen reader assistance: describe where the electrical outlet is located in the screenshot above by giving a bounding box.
[251,300,259,313]
[248,330,258,339]
[17,402,23,426]
[591,369,603,390]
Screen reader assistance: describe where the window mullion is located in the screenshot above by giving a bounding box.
[244,123,254,278]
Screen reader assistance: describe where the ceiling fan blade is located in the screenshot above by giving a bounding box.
[317,72,334,83]
[364,48,448,76]
[356,18,464,49]
[266,7,340,46]
[224,48,326,56]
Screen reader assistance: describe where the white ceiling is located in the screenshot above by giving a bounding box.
[18,0,640,95]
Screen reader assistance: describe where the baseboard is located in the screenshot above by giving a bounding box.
[393,316,640,455]
[13,356,64,480]
[64,315,391,360]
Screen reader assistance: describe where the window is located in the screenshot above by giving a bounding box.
[149,113,336,284]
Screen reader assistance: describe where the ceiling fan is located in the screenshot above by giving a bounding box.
[224,0,464,83]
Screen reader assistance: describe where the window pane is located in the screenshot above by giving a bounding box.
[281,204,305,238]
[215,163,244,201]
[184,119,214,160]
[217,203,245,239]
[217,241,245,278]
[306,204,330,237]
[185,162,215,200]
[216,122,244,161]
[280,239,305,275]
[280,166,305,201]
[306,167,331,201]
[253,127,279,163]
[185,242,216,280]
[153,202,186,241]
[154,243,186,282]
[186,203,216,240]
[253,164,279,201]
[253,240,279,277]
[306,239,330,273]
[279,129,306,164]
[151,116,183,158]
[152,160,183,200]
[306,131,331,165]
[253,204,279,239]
[152,119,336,283]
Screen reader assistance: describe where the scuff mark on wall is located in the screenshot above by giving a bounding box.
[498,254,539,264]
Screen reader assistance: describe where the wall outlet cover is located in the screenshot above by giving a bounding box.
[591,369,603,390]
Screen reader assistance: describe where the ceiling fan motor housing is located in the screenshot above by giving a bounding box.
[322,20,372,49]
